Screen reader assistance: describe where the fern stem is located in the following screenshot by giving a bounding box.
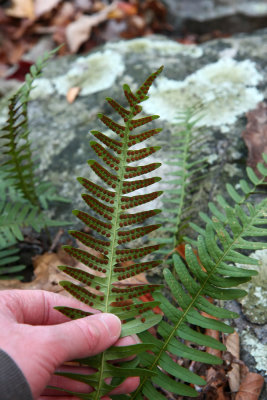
[93,109,135,399]
[172,117,193,248]
[104,112,132,313]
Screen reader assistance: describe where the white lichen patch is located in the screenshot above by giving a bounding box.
[236,249,267,324]
[30,78,55,100]
[241,330,267,371]
[107,37,203,58]
[31,50,125,98]
[142,58,263,130]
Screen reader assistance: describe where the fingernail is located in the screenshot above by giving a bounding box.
[94,313,121,340]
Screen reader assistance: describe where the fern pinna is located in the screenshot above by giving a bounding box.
[129,157,267,400]
[54,67,164,398]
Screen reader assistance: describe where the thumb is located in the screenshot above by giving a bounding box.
[45,313,121,363]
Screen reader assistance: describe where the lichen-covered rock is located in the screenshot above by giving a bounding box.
[237,250,267,325]
[143,57,263,131]
[241,329,267,371]
[1,32,266,225]
[3,30,264,224]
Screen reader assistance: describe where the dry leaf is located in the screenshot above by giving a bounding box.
[108,1,137,18]
[236,372,264,400]
[203,312,228,399]
[205,367,229,400]
[66,86,81,103]
[34,0,62,18]
[117,2,137,16]
[0,253,69,293]
[242,102,267,180]
[226,331,240,393]
[6,0,35,19]
[66,2,117,53]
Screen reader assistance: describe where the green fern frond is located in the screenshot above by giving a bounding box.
[0,168,70,251]
[155,107,207,258]
[0,198,47,247]
[129,159,267,399]
[53,67,164,399]
[0,48,59,207]
[0,246,25,280]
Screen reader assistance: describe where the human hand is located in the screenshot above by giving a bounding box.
[0,289,139,399]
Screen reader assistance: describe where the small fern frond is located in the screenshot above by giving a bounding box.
[0,48,58,207]
[54,67,164,399]
[155,107,207,258]
[0,246,25,280]
[0,198,47,247]
[130,159,267,399]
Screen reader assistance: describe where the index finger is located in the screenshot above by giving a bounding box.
[0,289,96,325]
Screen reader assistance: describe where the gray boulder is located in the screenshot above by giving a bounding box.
[19,31,266,221]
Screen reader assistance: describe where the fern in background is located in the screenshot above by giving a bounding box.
[155,107,207,260]
[0,246,25,280]
[53,67,164,399]
[0,47,69,278]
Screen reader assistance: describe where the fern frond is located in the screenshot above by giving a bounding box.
[0,246,25,280]
[155,107,207,258]
[0,193,67,248]
[0,48,59,207]
[54,67,164,398]
[130,159,267,399]
[0,199,42,247]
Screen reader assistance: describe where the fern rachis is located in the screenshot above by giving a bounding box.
[53,67,165,399]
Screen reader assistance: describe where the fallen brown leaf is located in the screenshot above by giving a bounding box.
[242,102,267,180]
[236,372,264,400]
[226,331,240,393]
[202,311,229,399]
[34,0,62,18]
[66,86,81,103]
[0,252,69,293]
[6,0,35,19]
[65,2,117,53]
[117,1,137,16]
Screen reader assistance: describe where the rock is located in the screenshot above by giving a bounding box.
[5,31,264,225]
[237,249,267,325]
[163,0,267,35]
